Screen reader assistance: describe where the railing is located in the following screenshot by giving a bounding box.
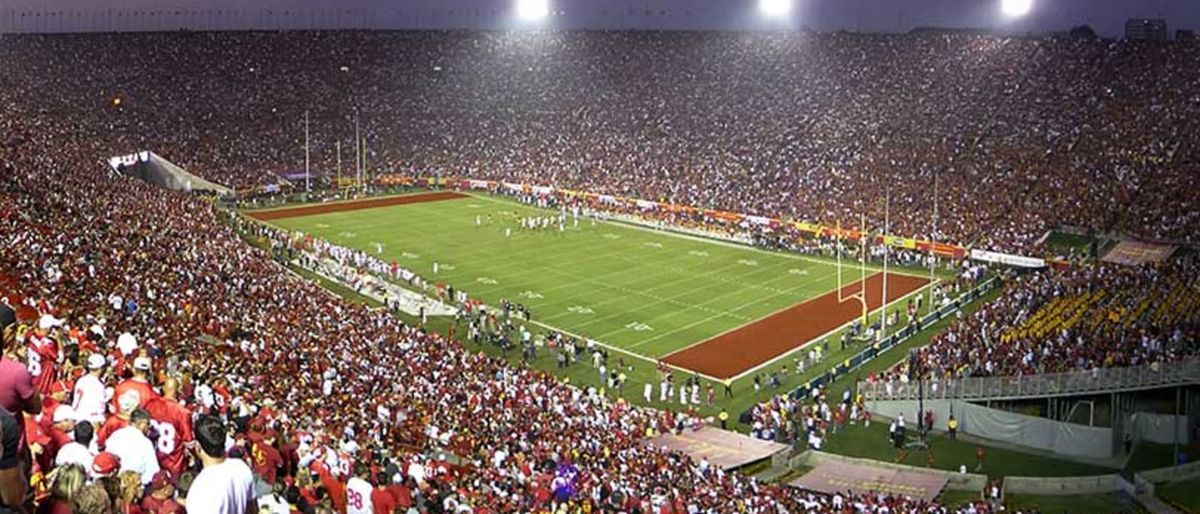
[770,276,1001,403]
[859,357,1200,402]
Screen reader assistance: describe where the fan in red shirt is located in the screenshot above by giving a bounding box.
[250,431,284,484]
[370,482,397,514]
[142,377,193,477]
[112,356,158,412]
[26,318,62,395]
[140,470,185,514]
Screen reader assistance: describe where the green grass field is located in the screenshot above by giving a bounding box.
[265,193,928,370]
[238,196,1137,494]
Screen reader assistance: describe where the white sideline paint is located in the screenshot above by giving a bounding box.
[462,192,936,381]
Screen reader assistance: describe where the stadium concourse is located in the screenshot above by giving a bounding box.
[0,29,1198,514]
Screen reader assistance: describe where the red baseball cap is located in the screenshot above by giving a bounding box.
[50,380,71,395]
[149,470,174,490]
[92,452,120,476]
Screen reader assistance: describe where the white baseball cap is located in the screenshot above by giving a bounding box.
[53,405,78,424]
[86,353,107,370]
[38,314,63,331]
[133,357,152,371]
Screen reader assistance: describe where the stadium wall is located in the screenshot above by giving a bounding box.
[1,0,1197,38]
[867,399,1115,460]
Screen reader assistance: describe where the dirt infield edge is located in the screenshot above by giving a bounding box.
[245,191,469,221]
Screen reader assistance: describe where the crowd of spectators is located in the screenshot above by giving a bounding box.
[898,259,1200,382]
[0,75,1017,514]
[3,31,1199,254]
[3,28,1194,514]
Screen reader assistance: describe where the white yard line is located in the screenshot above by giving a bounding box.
[700,278,938,382]
[617,268,840,350]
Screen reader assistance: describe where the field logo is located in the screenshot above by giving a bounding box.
[519,290,544,300]
[602,234,620,240]
[401,252,420,259]
[567,305,594,315]
[625,321,653,332]
[789,268,810,276]
[477,277,499,285]
[688,250,709,257]
[643,242,664,249]
[738,259,759,266]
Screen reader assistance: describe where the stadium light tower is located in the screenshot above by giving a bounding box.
[516,0,550,22]
[1000,0,1033,18]
[759,0,793,18]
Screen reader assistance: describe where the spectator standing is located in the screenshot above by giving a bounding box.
[186,416,256,514]
[104,409,159,485]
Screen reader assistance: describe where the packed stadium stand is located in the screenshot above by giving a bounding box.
[1,23,1198,514]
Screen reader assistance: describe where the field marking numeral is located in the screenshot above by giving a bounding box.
[338,231,357,238]
[467,203,483,208]
[789,268,810,275]
[567,305,594,315]
[476,277,499,285]
[519,290,544,299]
[315,223,330,229]
[688,250,709,257]
[602,234,620,240]
[401,252,420,259]
[644,242,664,249]
[440,264,456,271]
[625,322,653,332]
[738,259,759,266]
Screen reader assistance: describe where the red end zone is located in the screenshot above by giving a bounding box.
[662,272,929,379]
[246,191,468,221]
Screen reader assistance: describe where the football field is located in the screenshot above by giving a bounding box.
[251,191,930,379]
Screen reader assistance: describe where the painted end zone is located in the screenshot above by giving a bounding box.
[790,459,948,502]
[246,191,468,221]
[662,272,930,379]
[645,426,788,470]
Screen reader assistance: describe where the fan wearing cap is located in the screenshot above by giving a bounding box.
[37,380,73,435]
[91,451,121,480]
[112,355,158,413]
[40,403,80,466]
[141,470,184,514]
[98,390,141,449]
[72,353,108,424]
[104,407,160,485]
[27,314,64,396]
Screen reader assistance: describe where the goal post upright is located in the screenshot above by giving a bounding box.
[860,212,868,328]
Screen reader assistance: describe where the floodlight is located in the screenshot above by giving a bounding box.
[516,0,550,21]
[759,0,793,18]
[1001,0,1032,18]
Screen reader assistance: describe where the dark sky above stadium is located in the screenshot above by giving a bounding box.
[4,0,1197,37]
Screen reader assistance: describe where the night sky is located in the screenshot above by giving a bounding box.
[2,0,1197,37]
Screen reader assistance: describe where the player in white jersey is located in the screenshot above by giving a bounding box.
[345,464,375,514]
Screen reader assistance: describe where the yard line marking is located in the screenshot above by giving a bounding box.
[667,276,938,382]
[617,268,842,350]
